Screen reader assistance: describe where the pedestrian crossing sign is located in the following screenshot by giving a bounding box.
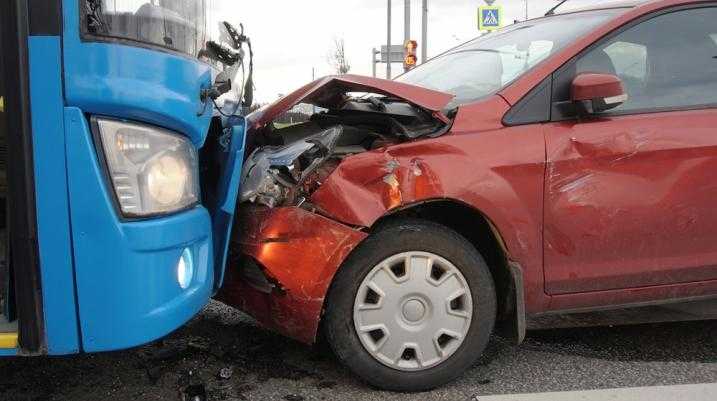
[479,6,502,31]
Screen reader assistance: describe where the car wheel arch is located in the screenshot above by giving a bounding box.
[319,198,526,344]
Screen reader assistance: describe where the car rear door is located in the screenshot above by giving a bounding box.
[543,5,717,295]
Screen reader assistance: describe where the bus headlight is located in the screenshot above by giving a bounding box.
[94,117,200,217]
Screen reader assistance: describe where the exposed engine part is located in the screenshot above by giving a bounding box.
[241,126,343,207]
[240,76,457,210]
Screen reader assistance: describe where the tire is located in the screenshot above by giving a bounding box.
[324,218,497,391]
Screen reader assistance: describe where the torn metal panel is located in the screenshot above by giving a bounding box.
[241,126,343,207]
[310,145,450,226]
[247,74,455,130]
[217,206,367,344]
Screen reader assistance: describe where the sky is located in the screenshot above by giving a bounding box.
[212,0,600,103]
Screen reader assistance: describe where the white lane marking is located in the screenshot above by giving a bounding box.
[476,383,717,401]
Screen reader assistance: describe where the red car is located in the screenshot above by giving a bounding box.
[218,0,717,391]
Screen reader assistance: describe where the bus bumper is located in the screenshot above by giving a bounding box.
[64,108,214,352]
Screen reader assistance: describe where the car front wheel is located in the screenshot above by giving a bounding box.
[324,219,497,391]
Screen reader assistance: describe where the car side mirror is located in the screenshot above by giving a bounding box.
[571,73,628,115]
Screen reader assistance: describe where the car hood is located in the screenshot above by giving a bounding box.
[247,74,455,129]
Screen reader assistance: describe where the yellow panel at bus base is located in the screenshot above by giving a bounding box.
[0,332,18,349]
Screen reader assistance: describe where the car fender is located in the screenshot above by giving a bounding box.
[310,97,548,313]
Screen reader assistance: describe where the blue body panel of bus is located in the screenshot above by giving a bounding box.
[28,36,81,354]
[11,1,244,354]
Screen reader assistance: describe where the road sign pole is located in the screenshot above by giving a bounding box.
[372,48,378,77]
[404,0,411,72]
[387,0,392,79]
[421,0,428,63]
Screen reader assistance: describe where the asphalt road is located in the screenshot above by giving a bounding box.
[0,301,714,401]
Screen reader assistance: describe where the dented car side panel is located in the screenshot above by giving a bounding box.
[544,110,717,295]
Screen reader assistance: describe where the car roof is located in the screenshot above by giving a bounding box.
[553,0,649,14]
[553,0,710,15]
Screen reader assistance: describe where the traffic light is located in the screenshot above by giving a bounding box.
[404,40,418,71]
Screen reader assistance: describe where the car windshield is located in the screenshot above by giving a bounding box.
[83,0,218,58]
[396,9,623,106]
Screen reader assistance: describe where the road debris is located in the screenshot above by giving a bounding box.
[218,367,234,380]
[181,384,207,401]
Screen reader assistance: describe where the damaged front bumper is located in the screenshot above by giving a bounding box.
[216,206,366,344]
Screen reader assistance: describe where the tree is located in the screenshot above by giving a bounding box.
[328,38,351,75]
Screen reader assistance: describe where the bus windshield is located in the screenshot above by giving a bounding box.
[83,0,219,58]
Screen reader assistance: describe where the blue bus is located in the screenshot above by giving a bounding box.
[0,0,248,356]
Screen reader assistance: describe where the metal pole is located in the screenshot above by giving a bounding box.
[387,0,392,79]
[372,48,378,78]
[404,0,411,45]
[404,0,411,72]
[525,0,529,20]
[421,0,428,63]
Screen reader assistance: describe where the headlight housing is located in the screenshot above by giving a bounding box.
[94,117,200,217]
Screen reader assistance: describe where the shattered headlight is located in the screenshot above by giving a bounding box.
[94,117,200,217]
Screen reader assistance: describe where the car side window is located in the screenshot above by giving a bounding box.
[554,6,717,116]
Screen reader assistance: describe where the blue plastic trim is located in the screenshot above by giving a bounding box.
[64,108,214,352]
[28,36,81,355]
[220,120,247,214]
[210,116,247,290]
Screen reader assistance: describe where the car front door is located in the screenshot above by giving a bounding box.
[543,5,717,295]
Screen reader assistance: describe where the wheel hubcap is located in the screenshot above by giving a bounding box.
[402,299,426,323]
[353,251,473,371]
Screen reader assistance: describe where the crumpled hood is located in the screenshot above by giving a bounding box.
[247,74,455,129]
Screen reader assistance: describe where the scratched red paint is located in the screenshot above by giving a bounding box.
[217,206,367,344]
[220,0,717,344]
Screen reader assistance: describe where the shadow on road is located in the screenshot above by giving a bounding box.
[521,320,717,363]
[0,302,714,400]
